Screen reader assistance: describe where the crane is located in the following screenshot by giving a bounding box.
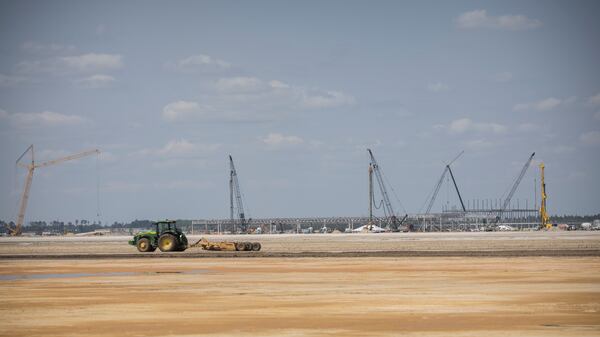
[424,151,466,214]
[493,152,535,224]
[539,162,551,229]
[7,145,100,236]
[367,149,407,231]
[229,155,248,233]
[368,163,374,226]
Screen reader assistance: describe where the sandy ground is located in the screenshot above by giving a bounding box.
[0,257,599,337]
[0,231,599,256]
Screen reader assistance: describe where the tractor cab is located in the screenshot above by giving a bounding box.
[156,220,179,235]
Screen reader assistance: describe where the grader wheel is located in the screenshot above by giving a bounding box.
[244,242,253,251]
[251,242,261,251]
[235,242,246,251]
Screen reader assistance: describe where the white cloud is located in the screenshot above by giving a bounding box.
[300,89,355,108]
[162,101,210,121]
[536,97,562,111]
[61,53,123,72]
[216,77,267,93]
[215,76,355,109]
[447,118,506,134]
[261,133,304,147]
[427,82,449,92]
[579,131,600,146]
[169,54,231,73]
[456,9,542,30]
[16,52,123,76]
[494,72,513,83]
[77,74,115,88]
[0,108,87,127]
[137,139,221,158]
[15,59,58,74]
[162,77,355,123]
[588,92,600,106]
[513,97,562,112]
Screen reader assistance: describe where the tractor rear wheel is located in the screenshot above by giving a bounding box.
[158,234,178,252]
[136,238,153,252]
[251,242,261,251]
[235,242,246,251]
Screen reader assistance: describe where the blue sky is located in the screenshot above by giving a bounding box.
[1,0,599,224]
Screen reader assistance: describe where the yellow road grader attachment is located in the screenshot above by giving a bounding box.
[190,238,261,251]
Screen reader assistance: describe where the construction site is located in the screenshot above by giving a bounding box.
[3,146,586,237]
[2,2,600,336]
[0,144,599,337]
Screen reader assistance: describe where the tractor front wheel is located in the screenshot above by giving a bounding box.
[158,234,178,252]
[136,238,154,252]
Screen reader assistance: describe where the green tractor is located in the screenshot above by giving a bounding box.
[128,220,189,252]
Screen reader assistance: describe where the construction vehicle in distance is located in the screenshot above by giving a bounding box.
[129,220,262,252]
[539,163,551,230]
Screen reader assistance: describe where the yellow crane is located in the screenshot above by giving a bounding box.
[7,145,100,236]
[539,162,551,230]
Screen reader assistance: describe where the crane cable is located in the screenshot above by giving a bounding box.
[379,167,407,215]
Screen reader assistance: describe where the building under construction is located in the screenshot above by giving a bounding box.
[191,150,542,234]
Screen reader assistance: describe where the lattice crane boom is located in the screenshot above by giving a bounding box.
[494,152,535,224]
[424,151,464,214]
[229,155,247,232]
[8,145,100,236]
[367,149,402,230]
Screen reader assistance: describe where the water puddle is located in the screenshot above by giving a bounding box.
[0,269,210,281]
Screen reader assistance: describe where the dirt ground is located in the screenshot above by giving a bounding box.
[0,257,599,337]
[1,231,599,256]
